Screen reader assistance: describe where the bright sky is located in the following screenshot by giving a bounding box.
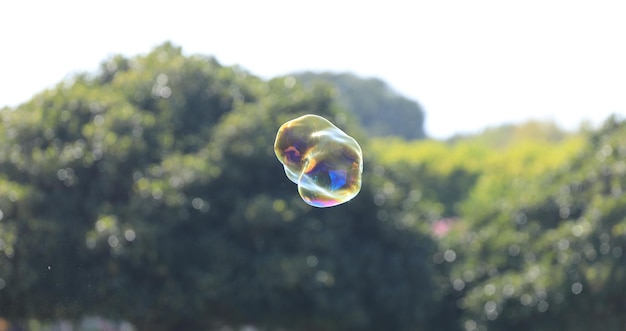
[1,0,625,138]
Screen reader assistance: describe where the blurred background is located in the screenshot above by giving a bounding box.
[1,1,625,331]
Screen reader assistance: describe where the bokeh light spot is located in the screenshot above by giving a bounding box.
[452,279,465,291]
[108,235,119,248]
[283,76,296,89]
[443,249,457,262]
[537,300,549,312]
[306,255,318,267]
[124,229,136,242]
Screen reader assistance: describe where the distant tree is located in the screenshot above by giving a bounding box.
[448,120,569,148]
[292,72,427,140]
[0,43,443,331]
[441,116,626,331]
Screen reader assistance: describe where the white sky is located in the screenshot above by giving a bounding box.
[1,0,625,138]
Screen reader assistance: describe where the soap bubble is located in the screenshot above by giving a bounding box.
[274,114,363,207]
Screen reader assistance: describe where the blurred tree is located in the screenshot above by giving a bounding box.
[440,116,626,331]
[366,124,589,331]
[293,72,427,140]
[0,43,442,331]
[448,120,569,148]
[369,129,585,219]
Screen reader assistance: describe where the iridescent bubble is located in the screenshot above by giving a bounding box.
[274,114,363,208]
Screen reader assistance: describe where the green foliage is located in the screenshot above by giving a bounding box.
[293,72,427,140]
[0,43,440,331]
[440,116,626,331]
[448,120,570,148]
[2,41,624,331]
[369,132,585,219]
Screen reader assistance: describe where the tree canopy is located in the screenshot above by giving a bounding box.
[293,72,427,140]
[438,116,626,331]
[0,42,441,331]
[0,42,624,331]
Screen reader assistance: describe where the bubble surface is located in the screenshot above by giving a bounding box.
[274,114,363,207]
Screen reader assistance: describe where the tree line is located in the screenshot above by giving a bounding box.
[0,42,624,331]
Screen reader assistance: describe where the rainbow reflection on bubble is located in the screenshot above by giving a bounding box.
[274,114,363,208]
